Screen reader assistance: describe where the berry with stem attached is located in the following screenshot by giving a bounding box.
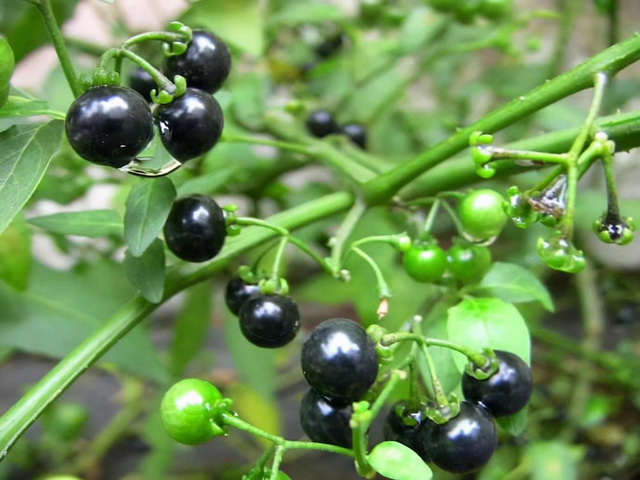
[163,195,227,263]
[163,29,231,94]
[65,86,153,168]
[238,295,301,348]
[299,388,353,448]
[462,350,532,418]
[154,87,224,162]
[402,241,447,284]
[301,318,378,402]
[458,189,508,240]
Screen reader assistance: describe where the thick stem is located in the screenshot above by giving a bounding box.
[31,0,82,97]
[362,35,640,205]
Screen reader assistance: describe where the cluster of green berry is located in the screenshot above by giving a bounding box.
[64,29,230,169]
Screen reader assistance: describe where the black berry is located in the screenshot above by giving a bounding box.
[462,350,533,418]
[301,318,378,402]
[315,34,344,59]
[383,400,429,462]
[65,85,153,168]
[300,388,353,448]
[128,67,155,103]
[340,123,367,149]
[163,29,231,94]
[420,402,497,474]
[225,277,261,316]
[306,110,338,139]
[154,88,224,162]
[238,295,301,348]
[163,195,226,263]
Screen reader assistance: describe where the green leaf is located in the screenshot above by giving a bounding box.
[399,7,440,54]
[0,261,168,382]
[472,262,554,311]
[0,121,64,237]
[271,3,345,24]
[230,73,268,130]
[124,177,176,257]
[29,210,123,238]
[179,0,264,56]
[0,96,65,120]
[223,307,277,400]
[367,441,433,480]
[447,298,531,373]
[0,0,80,61]
[123,239,166,304]
[497,407,528,436]
[524,441,585,480]
[169,281,213,376]
[0,215,32,291]
[418,300,462,395]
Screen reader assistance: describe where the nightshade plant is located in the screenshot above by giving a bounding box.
[1,0,640,479]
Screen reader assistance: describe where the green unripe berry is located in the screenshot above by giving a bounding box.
[402,241,447,284]
[160,379,227,445]
[458,189,508,240]
[447,244,492,284]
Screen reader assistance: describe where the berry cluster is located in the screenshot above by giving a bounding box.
[306,110,367,150]
[383,350,532,473]
[298,319,378,448]
[65,29,229,169]
[225,277,301,349]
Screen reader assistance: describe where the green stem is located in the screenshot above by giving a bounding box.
[116,49,177,96]
[362,35,640,205]
[380,333,487,368]
[329,198,367,274]
[221,133,312,155]
[122,31,189,49]
[607,0,619,47]
[440,200,465,236]
[349,235,403,250]
[601,151,620,218]
[29,0,82,97]
[269,446,285,480]
[0,192,354,459]
[271,236,289,279]
[235,218,334,276]
[420,342,448,409]
[482,148,569,165]
[351,247,392,300]
[423,199,441,235]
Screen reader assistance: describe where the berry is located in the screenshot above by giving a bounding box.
[238,295,301,348]
[383,401,429,462]
[315,34,344,59]
[163,195,226,263]
[306,110,339,139]
[447,244,492,284]
[225,277,261,316]
[160,379,226,445]
[462,350,532,418]
[458,189,508,240]
[420,402,497,473]
[163,29,231,94]
[402,241,447,284]
[154,88,224,162]
[65,85,153,168]
[301,318,378,402]
[128,67,156,103]
[300,388,353,448]
[479,0,513,20]
[341,123,367,149]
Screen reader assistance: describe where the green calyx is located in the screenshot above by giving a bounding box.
[504,186,539,229]
[259,277,289,296]
[464,348,499,380]
[160,379,233,445]
[425,394,461,425]
[151,74,187,105]
[238,265,261,285]
[470,131,496,179]
[224,205,243,237]
[162,21,193,57]
[593,216,635,246]
[537,232,586,273]
[82,68,120,90]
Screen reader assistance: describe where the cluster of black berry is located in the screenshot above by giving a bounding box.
[384,350,533,473]
[65,29,229,168]
[306,110,367,150]
[225,277,301,349]
[298,319,379,448]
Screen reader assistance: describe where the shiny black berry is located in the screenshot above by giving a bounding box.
[420,402,497,474]
[462,350,533,418]
[163,29,231,94]
[300,388,353,448]
[383,401,429,462]
[341,123,367,149]
[238,295,300,348]
[306,110,338,139]
[154,88,224,162]
[225,277,261,316]
[128,67,156,103]
[301,318,378,402]
[65,85,153,168]
[315,34,344,59]
[163,195,226,263]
